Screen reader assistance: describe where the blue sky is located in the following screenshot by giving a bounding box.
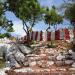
[5,0,71,37]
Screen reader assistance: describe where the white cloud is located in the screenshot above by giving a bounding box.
[12,21,26,37]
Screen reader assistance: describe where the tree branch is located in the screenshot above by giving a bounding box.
[46,26,50,31]
[31,16,35,27]
[23,21,29,29]
[22,21,27,34]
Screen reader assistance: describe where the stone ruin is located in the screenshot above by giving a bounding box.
[4,40,75,75]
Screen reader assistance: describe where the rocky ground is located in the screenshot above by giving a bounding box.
[1,40,75,75]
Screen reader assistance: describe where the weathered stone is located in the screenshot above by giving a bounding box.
[14,68,34,72]
[48,56,55,61]
[28,57,35,61]
[69,68,75,71]
[40,54,46,57]
[14,51,25,62]
[5,61,10,67]
[65,60,73,65]
[27,54,38,57]
[4,44,33,68]
[17,44,32,54]
[55,61,64,66]
[72,52,75,60]
[7,54,17,67]
[47,61,54,66]
[23,62,29,67]
[69,49,73,54]
[72,63,75,68]
[37,60,42,67]
[29,61,36,67]
[56,53,65,61]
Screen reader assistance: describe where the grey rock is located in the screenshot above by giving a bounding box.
[72,62,75,68]
[72,52,75,60]
[29,61,36,67]
[17,44,32,54]
[4,44,33,68]
[65,60,73,65]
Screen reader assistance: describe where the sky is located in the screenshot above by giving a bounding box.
[5,0,71,37]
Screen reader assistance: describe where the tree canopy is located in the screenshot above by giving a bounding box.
[0,2,14,38]
[44,7,63,31]
[61,0,75,28]
[6,0,44,34]
[65,3,75,20]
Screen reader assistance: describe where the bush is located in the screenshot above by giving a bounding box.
[46,43,57,48]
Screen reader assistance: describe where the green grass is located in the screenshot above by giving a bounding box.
[0,59,5,68]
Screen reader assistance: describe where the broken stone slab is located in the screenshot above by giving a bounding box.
[14,51,25,62]
[72,62,75,68]
[39,54,46,57]
[28,57,35,61]
[29,61,37,67]
[71,52,75,60]
[23,61,29,67]
[7,54,18,67]
[37,60,43,67]
[5,61,10,67]
[56,53,65,61]
[69,49,73,54]
[69,68,75,71]
[14,68,34,72]
[65,60,74,65]
[36,60,53,68]
[28,56,40,61]
[55,61,65,66]
[48,56,56,61]
[17,44,32,54]
[47,61,54,66]
[37,60,50,68]
[26,54,39,57]
[69,67,75,72]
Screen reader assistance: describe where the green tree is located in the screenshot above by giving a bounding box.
[65,3,75,28]
[58,0,75,28]
[44,7,63,46]
[44,7,63,31]
[0,2,14,38]
[0,33,11,38]
[6,0,44,43]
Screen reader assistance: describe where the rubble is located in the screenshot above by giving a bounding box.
[4,40,75,75]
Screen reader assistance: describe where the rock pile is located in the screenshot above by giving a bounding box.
[6,45,74,68]
[5,41,75,75]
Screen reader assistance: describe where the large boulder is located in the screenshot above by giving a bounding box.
[6,44,33,67]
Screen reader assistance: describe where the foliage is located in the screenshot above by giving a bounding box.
[0,33,11,38]
[44,7,63,31]
[0,2,14,35]
[6,0,45,44]
[6,0,44,33]
[46,43,57,48]
[59,0,75,28]
[65,3,75,27]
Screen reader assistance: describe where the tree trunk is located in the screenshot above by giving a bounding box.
[26,31,30,44]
